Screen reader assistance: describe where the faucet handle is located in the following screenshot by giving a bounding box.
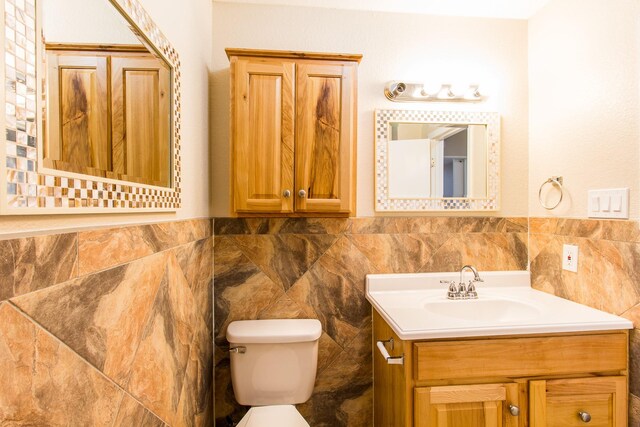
[441,280,458,299]
[457,281,467,297]
[466,281,478,299]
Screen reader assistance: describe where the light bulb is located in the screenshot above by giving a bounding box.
[437,84,454,99]
[464,84,483,100]
[448,83,466,97]
[421,83,440,97]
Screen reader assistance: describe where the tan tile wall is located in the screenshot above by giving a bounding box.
[213,217,528,427]
[0,219,213,426]
[10,215,637,426]
[529,217,640,425]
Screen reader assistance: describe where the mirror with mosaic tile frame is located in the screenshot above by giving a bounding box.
[375,109,500,212]
[0,0,182,214]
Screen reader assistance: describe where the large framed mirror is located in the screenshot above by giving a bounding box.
[375,110,500,211]
[0,0,181,213]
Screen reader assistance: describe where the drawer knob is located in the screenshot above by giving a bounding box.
[508,404,520,416]
[578,411,591,423]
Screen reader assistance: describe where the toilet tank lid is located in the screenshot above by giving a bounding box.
[227,319,322,344]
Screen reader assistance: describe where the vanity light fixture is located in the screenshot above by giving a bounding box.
[384,81,487,103]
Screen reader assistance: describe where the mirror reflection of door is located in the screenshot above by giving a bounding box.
[441,128,467,197]
[388,122,488,199]
[41,0,172,188]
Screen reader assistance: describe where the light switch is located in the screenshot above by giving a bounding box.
[588,188,629,219]
[612,195,622,212]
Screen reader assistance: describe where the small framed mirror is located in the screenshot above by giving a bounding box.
[1,0,181,213]
[375,110,500,211]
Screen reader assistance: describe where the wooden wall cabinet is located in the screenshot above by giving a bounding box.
[45,46,171,187]
[373,310,629,427]
[227,49,361,216]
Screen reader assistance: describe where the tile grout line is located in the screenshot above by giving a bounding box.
[75,230,80,282]
[108,391,127,427]
[5,301,168,425]
[415,233,455,273]
[76,229,211,279]
[169,249,205,421]
[13,235,212,306]
[527,216,531,271]
[121,263,167,395]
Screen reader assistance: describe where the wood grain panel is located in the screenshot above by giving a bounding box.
[529,376,626,427]
[295,61,356,214]
[111,56,171,187]
[429,384,506,404]
[415,383,520,427]
[225,48,363,62]
[45,47,171,188]
[415,333,628,381]
[373,310,412,427]
[45,54,109,172]
[231,57,295,213]
[307,75,340,200]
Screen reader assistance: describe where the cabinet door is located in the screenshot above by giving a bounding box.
[415,383,521,427]
[111,55,171,187]
[232,57,295,213]
[529,376,626,427]
[45,53,109,174]
[295,61,356,213]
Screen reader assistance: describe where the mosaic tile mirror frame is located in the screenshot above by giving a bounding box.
[0,0,182,214]
[375,109,500,212]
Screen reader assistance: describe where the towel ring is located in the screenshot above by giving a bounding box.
[538,176,564,210]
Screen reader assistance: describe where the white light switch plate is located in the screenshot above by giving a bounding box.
[562,244,579,272]
[588,188,629,219]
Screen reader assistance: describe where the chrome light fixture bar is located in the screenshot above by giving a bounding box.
[384,81,487,103]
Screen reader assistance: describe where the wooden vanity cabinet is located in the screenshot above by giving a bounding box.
[227,49,361,216]
[373,310,629,427]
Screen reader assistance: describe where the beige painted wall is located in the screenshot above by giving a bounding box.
[0,0,213,237]
[528,0,640,218]
[210,3,529,217]
[42,0,140,45]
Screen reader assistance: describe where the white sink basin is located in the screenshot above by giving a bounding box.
[365,271,633,340]
[423,298,541,323]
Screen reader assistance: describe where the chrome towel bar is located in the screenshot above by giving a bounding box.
[376,338,404,365]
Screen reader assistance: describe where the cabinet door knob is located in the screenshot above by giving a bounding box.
[508,404,519,416]
[283,189,291,198]
[578,411,591,423]
[298,189,307,198]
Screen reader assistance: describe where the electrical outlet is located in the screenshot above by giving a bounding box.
[562,244,579,272]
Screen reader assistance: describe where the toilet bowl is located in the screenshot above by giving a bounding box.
[226,319,322,427]
[236,405,309,427]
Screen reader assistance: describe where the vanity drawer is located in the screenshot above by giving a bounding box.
[529,376,627,427]
[414,332,627,381]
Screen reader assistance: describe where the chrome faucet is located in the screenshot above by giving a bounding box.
[460,265,483,284]
[442,266,483,300]
[459,265,482,299]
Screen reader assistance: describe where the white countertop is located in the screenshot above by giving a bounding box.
[366,271,633,340]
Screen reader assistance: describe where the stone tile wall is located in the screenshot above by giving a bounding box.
[12,215,638,426]
[213,217,528,427]
[0,219,213,426]
[529,217,640,424]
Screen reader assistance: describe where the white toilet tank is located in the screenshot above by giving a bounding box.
[227,319,322,406]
